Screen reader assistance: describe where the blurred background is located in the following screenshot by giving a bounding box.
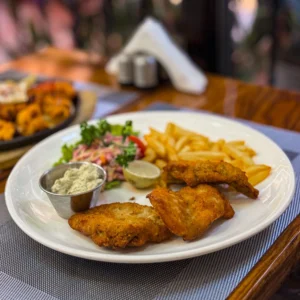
[1,0,300,89]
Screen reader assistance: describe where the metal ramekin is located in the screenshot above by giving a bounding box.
[39,162,107,219]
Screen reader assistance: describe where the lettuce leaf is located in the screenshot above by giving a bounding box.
[53,143,77,166]
[104,180,121,190]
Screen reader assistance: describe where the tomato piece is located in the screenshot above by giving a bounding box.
[128,135,146,155]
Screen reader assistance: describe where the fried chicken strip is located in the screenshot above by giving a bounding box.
[147,185,235,241]
[161,160,259,199]
[68,202,172,249]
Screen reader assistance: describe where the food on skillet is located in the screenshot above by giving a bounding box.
[0,77,76,140]
[147,185,234,241]
[68,202,172,249]
[16,104,48,136]
[0,75,35,104]
[28,81,75,124]
[160,160,259,199]
[0,103,27,121]
[0,119,15,141]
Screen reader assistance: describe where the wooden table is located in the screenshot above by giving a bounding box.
[1,47,300,299]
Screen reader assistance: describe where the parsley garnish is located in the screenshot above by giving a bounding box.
[121,120,133,142]
[116,141,136,167]
[98,120,111,136]
[80,122,100,146]
[79,119,138,146]
[80,120,111,146]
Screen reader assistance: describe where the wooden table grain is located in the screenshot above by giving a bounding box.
[1,47,300,299]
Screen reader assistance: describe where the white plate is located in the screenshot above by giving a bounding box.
[5,111,295,263]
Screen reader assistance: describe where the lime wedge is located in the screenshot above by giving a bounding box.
[123,160,161,189]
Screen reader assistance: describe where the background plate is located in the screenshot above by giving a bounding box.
[5,111,295,263]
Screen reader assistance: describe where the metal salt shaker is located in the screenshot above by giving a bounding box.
[118,54,133,85]
[133,54,158,89]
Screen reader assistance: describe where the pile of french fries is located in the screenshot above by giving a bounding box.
[143,122,271,186]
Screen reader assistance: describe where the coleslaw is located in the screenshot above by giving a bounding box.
[54,120,145,189]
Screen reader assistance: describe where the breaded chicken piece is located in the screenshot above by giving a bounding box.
[21,116,48,136]
[161,160,259,199]
[68,202,172,249]
[0,119,15,140]
[147,185,235,241]
[0,103,26,121]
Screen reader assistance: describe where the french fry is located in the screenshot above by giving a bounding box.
[155,159,167,169]
[236,145,256,157]
[211,139,225,152]
[190,141,210,151]
[178,151,226,161]
[143,147,157,163]
[149,127,160,137]
[241,155,254,166]
[149,127,167,142]
[175,136,190,152]
[228,140,245,146]
[230,159,245,170]
[165,122,175,136]
[168,136,176,147]
[245,164,271,177]
[216,139,225,148]
[179,145,191,154]
[223,144,254,166]
[210,142,219,152]
[223,156,233,164]
[188,134,210,144]
[247,168,271,186]
[144,135,166,158]
[173,124,198,139]
[150,127,175,147]
[166,145,178,161]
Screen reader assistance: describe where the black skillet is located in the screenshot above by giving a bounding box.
[0,78,79,151]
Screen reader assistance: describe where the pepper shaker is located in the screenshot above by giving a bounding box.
[133,54,158,89]
[118,54,133,85]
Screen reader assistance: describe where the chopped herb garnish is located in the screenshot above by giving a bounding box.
[116,141,136,167]
[79,119,139,146]
[121,120,133,142]
[97,119,111,136]
[80,122,100,146]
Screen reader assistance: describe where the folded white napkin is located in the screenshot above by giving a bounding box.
[105,17,208,94]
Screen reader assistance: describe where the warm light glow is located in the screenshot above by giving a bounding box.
[230,0,258,34]
[236,0,257,12]
[169,0,182,6]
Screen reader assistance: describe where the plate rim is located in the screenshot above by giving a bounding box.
[5,111,296,263]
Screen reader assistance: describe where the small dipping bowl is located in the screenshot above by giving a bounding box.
[39,162,107,219]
